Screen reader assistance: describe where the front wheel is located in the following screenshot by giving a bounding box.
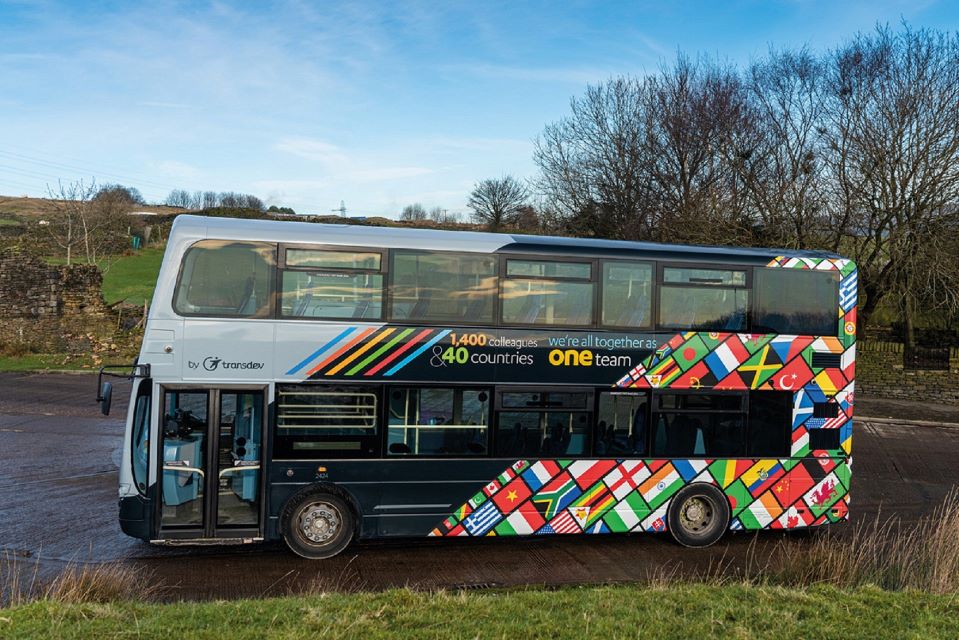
[281,490,355,559]
[667,484,731,547]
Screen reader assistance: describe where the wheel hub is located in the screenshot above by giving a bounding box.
[680,497,713,532]
[300,502,340,543]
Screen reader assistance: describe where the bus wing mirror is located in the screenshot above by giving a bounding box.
[99,382,113,416]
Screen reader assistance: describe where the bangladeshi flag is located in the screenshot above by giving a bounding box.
[672,334,710,372]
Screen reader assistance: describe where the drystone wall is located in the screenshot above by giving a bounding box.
[0,249,112,353]
[857,341,959,405]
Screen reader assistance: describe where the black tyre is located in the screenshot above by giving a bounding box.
[281,490,355,560]
[667,484,731,547]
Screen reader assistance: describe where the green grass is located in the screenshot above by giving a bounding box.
[100,246,165,306]
[0,354,95,372]
[2,584,959,639]
[0,217,21,226]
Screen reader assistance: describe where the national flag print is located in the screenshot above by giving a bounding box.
[482,479,501,497]
[673,360,718,389]
[673,334,710,371]
[810,337,844,354]
[646,356,681,387]
[704,336,750,380]
[639,463,683,510]
[738,344,783,389]
[603,460,651,500]
[715,370,747,390]
[840,270,858,311]
[772,354,815,392]
[566,460,618,490]
[740,460,785,496]
[494,507,546,536]
[492,477,533,515]
[532,472,582,519]
[776,505,815,529]
[522,460,562,491]
[813,368,847,396]
[463,500,502,536]
[769,335,814,364]
[792,389,814,428]
[603,491,646,532]
[549,509,582,534]
[803,472,842,517]
[738,333,774,355]
[708,459,753,488]
[570,484,616,527]
[641,507,668,532]
[791,425,810,458]
[672,459,708,482]
[739,490,784,529]
[723,478,754,513]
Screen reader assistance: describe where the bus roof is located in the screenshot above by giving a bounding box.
[168,214,843,265]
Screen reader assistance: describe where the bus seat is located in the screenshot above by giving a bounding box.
[409,290,432,319]
[517,295,544,323]
[236,277,256,315]
[293,293,313,317]
[352,298,371,319]
[723,308,746,330]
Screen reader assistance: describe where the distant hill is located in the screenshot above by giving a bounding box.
[0,195,185,219]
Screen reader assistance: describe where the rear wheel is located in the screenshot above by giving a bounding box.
[667,484,730,547]
[281,490,354,559]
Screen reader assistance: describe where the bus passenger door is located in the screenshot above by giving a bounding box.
[157,387,265,540]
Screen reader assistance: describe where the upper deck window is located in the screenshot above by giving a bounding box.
[173,240,274,317]
[602,261,653,328]
[753,268,839,336]
[390,251,497,323]
[501,259,594,326]
[658,266,748,331]
[280,248,383,320]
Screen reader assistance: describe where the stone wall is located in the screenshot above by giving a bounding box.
[857,341,959,405]
[0,249,112,354]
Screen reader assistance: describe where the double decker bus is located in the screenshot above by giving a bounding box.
[105,214,857,559]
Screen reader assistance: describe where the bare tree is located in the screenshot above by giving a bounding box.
[166,189,192,208]
[467,175,530,230]
[428,207,459,224]
[734,49,831,248]
[400,203,428,221]
[824,25,959,339]
[45,179,98,266]
[202,191,218,209]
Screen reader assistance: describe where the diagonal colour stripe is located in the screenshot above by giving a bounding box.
[286,327,356,375]
[306,326,377,376]
[384,330,452,377]
[346,327,414,376]
[326,328,396,376]
[364,329,434,376]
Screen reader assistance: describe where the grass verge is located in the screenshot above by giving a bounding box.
[0,354,95,372]
[3,584,959,639]
[99,246,165,306]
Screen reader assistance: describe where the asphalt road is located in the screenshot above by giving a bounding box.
[2,372,958,601]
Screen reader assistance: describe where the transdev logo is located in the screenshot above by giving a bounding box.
[187,357,265,371]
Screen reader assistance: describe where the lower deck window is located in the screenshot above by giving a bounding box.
[274,385,379,458]
[651,393,746,458]
[387,388,489,456]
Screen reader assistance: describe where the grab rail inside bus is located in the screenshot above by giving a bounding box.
[96,362,151,416]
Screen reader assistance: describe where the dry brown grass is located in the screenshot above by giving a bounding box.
[748,490,959,593]
[1,554,165,608]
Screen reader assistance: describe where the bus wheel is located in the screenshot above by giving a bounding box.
[281,490,354,560]
[666,484,730,548]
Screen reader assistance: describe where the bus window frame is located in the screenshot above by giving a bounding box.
[277,243,388,322]
[384,384,494,458]
[497,254,598,329]
[387,249,500,327]
[172,240,277,319]
[655,262,753,332]
[492,386,594,457]
[598,258,656,331]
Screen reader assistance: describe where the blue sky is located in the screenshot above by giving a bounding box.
[1,1,957,218]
